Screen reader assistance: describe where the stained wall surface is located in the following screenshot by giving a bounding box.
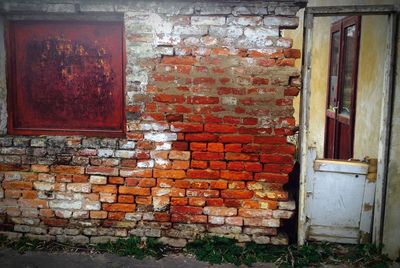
[0,0,305,246]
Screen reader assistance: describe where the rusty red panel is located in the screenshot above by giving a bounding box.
[7,21,125,137]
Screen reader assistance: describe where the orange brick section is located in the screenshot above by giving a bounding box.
[0,1,302,247]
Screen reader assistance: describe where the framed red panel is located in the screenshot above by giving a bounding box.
[7,20,125,137]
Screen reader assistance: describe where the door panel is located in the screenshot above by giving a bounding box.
[324,17,360,160]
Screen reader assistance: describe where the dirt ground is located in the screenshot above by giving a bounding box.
[0,248,275,268]
[1,248,399,268]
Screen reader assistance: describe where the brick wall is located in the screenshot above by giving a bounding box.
[0,1,304,246]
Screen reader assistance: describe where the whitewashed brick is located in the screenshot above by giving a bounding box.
[49,200,82,210]
[191,16,226,26]
[144,133,177,142]
[66,183,91,193]
[89,175,107,185]
[33,182,54,191]
[98,149,114,157]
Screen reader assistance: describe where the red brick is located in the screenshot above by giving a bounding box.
[39,209,54,218]
[175,180,191,189]
[86,166,118,176]
[254,173,288,184]
[228,181,246,190]
[119,186,150,196]
[263,164,293,174]
[108,212,125,220]
[238,208,272,218]
[219,135,253,143]
[171,123,203,132]
[92,185,117,194]
[191,160,208,169]
[187,169,220,179]
[170,206,203,215]
[189,197,206,207]
[257,58,275,67]
[223,116,241,124]
[221,190,254,199]
[193,77,216,85]
[109,177,124,184]
[2,181,32,190]
[242,200,260,209]
[172,141,189,150]
[136,196,152,205]
[153,74,175,82]
[210,180,227,189]
[186,133,218,142]
[19,198,47,209]
[253,77,269,85]
[153,169,186,179]
[138,178,156,188]
[0,164,30,171]
[41,218,68,227]
[22,190,37,199]
[5,190,21,199]
[260,154,294,164]
[205,115,223,124]
[205,124,236,133]
[162,56,196,65]
[225,217,243,226]
[103,203,136,212]
[242,144,260,153]
[188,96,219,104]
[277,58,295,66]
[245,162,263,172]
[121,159,137,168]
[220,170,253,181]
[172,160,190,170]
[166,114,184,122]
[191,181,209,189]
[224,199,242,207]
[171,197,188,206]
[51,165,84,174]
[192,152,224,161]
[284,86,300,96]
[227,162,244,171]
[171,214,207,223]
[225,152,258,161]
[154,212,171,222]
[190,142,207,151]
[126,178,139,186]
[204,206,237,216]
[225,144,242,153]
[208,143,224,153]
[118,195,134,203]
[255,136,287,144]
[243,118,258,125]
[72,175,88,183]
[209,161,226,170]
[206,198,224,206]
[154,94,185,104]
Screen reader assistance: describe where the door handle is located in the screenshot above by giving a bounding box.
[332,106,338,112]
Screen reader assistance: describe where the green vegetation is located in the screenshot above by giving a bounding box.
[0,234,393,267]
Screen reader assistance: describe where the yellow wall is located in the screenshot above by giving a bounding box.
[284,0,400,259]
[286,14,386,159]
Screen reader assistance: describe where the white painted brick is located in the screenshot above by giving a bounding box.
[82,201,101,211]
[209,26,243,38]
[174,25,208,35]
[98,149,114,157]
[66,183,91,193]
[191,16,226,26]
[38,173,55,183]
[244,27,279,39]
[33,182,54,191]
[155,142,172,151]
[49,200,82,210]
[197,6,232,15]
[55,210,72,218]
[144,133,177,142]
[264,16,299,28]
[89,175,107,185]
[209,216,225,225]
[227,16,262,26]
[119,140,136,149]
[137,160,155,168]
[222,96,238,105]
[115,150,135,158]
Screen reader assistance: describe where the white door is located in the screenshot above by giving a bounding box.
[305,153,375,244]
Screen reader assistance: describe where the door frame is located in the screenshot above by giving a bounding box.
[298,5,398,245]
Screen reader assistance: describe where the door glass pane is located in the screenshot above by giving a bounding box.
[339,25,356,117]
[328,31,340,110]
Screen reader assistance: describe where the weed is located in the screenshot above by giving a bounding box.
[0,234,394,267]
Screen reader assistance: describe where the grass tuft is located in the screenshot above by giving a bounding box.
[0,234,393,267]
